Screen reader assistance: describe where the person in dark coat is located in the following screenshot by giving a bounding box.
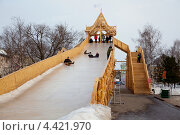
[109,35,112,43]
[137,53,141,63]
[89,38,93,43]
[102,35,105,43]
[88,52,99,58]
[64,57,74,65]
[84,50,90,54]
[107,46,113,59]
[88,52,94,58]
[106,36,109,43]
[95,52,99,57]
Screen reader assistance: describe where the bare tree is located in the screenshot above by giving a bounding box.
[24,24,77,63]
[24,24,50,62]
[0,18,28,73]
[169,40,180,64]
[0,18,81,76]
[46,24,77,57]
[136,24,162,78]
[76,30,86,45]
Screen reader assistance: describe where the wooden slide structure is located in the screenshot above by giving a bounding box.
[0,11,150,119]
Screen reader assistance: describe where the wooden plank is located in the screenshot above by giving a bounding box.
[91,78,99,104]
[115,61,126,62]
[114,70,127,72]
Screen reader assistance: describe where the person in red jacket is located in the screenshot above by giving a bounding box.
[94,35,97,43]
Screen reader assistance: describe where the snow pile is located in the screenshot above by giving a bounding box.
[59,104,111,120]
[152,85,180,95]
[0,63,63,104]
[0,49,7,55]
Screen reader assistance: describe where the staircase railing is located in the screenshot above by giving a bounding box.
[0,36,89,95]
[129,52,135,92]
[91,45,115,106]
[113,38,135,92]
[113,38,129,53]
[138,46,151,93]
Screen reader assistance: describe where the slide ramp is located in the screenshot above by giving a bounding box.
[0,43,112,120]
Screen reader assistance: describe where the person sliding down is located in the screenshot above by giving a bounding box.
[95,52,99,57]
[64,57,74,66]
[84,50,90,54]
[88,52,99,58]
[88,52,94,58]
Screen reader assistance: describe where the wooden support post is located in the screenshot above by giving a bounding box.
[100,28,102,43]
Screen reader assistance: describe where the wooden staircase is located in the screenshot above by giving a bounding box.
[131,52,150,94]
[113,38,150,94]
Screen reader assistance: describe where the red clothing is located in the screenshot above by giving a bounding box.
[94,35,97,40]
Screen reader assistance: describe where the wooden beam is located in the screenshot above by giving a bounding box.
[115,61,126,62]
[114,70,127,72]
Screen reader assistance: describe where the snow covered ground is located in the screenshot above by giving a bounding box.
[151,84,180,95]
[59,104,111,120]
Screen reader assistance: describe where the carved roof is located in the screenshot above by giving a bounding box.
[85,11,116,36]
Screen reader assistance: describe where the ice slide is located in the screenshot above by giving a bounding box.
[0,43,112,120]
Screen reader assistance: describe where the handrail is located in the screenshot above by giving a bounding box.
[90,78,99,104]
[113,38,135,92]
[138,46,151,92]
[100,48,113,77]
[113,38,129,53]
[129,52,135,91]
[90,44,115,106]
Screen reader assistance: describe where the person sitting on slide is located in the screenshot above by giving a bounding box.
[84,50,90,54]
[95,52,99,57]
[88,52,94,58]
[64,57,74,65]
[88,52,99,58]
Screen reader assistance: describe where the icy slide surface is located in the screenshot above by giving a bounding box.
[0,43,112,120]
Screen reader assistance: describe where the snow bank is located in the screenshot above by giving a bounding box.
[152,85,180,95]
[59,104,111,120]
[0,63,63,104]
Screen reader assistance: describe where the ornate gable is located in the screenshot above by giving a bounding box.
[85,10,116,36]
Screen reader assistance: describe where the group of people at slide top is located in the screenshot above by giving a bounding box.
[89,35,112,43]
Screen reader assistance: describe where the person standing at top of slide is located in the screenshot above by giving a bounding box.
[107,46,113,59]
[94,35,97,43]
[137,53,141,63]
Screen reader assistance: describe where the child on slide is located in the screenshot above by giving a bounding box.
[64,57,75,66]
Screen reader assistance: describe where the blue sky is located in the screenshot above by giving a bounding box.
[0,0,180,54]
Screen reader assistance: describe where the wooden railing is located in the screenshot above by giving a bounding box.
[129,52,135,91]
[91,45,115,106]
[0,37,89,95]
[138,46,151,92]
[113,38,129,53]
[113,38,135,92]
